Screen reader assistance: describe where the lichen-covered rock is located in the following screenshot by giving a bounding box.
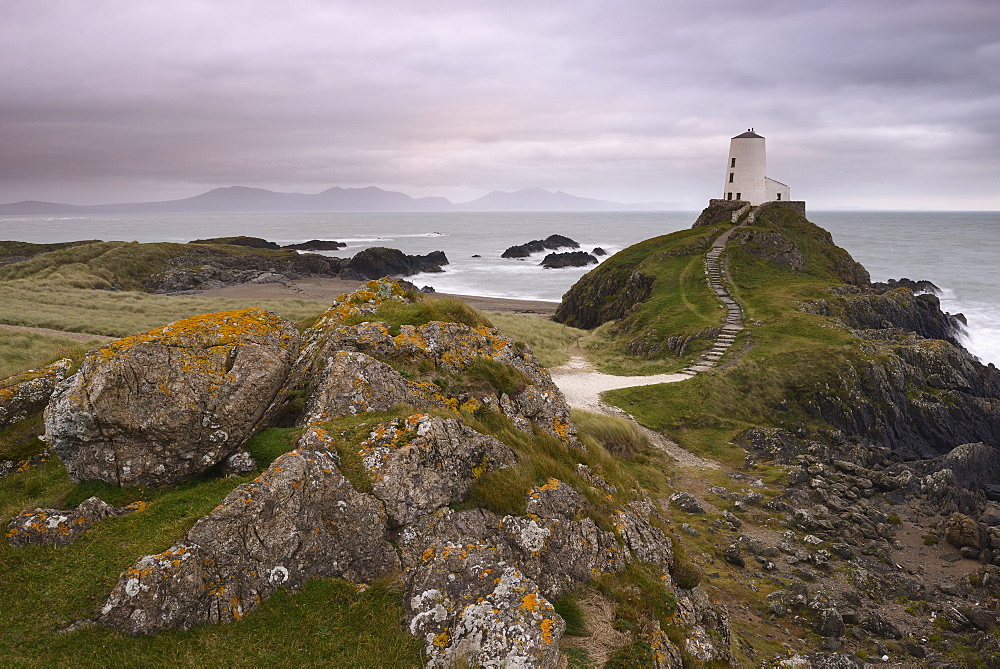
[308,312,579,446]
[403,509,564,667]
[502,479,625,597]
[672,586,733,665]
[6,496,140,547]
[298,351,437,424]
[0,358,73,428]
[358,414,517,526]
[409,564,564,668]
[263,279,414,424]
[97,427,399,635]
[45,309,299,486]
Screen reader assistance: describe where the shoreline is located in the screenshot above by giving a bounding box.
[192,277,560,317]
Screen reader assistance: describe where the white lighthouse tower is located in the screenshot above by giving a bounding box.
[722,129,790,205]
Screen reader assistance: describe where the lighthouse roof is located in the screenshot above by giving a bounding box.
[733,130,764,139]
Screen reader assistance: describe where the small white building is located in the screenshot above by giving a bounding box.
[722,129,789,205]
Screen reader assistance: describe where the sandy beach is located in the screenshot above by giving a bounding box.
[194,277,560,316]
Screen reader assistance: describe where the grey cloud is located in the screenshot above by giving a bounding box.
[0,0,998,208]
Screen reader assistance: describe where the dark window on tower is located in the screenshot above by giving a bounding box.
[727,192,732,200]
[777,193,782,200]
[736,193,741,200]
[728,173,734,183]
[731,158,736,168]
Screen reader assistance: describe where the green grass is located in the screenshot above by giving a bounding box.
[557,225,726,374]
[0,280,325,337]
[487,312,586,369]
[600,206,880,463]
[0,441,422,666]
[0,328,103,379]
[343,295,490,333]
[571,410,650,458]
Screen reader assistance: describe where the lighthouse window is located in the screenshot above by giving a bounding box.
[727,192,732,200]
[777,193,782,200]
[728,173,734,183]
[736,193,741,200]
[731,158,736,168]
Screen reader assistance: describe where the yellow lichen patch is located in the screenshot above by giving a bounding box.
[432,631,450,648]
[539,618,557,644]
[518,593,540,611]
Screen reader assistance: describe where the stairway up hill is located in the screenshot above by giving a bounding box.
[555,201,995,465]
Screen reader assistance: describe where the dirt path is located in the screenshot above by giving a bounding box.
[549,353,721,470]
[0,323,114,343]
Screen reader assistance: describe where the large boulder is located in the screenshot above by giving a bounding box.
[298,350,438,424]
[0,358,73,428]
[316,318,580,446]
[45,309,299,487]
[358,414,517,526]
[6,496,138,547]
[97,427,399,635]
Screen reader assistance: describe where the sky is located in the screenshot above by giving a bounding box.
[2,0,998,210]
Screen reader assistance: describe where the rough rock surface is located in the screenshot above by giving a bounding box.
[358,414,517,526]
[540,250,599,269]
[341,247,448,280]
[297,301,579,445]
[501,234,579,258]
[46,309,299,486]
[729,228,807,271]
[298,350,437,424]
[0,358,73,428]
[7,496,139,547]
[97,427,399,635]
[834,287,964,346]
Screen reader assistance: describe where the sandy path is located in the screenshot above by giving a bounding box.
[549,355,689,413]
[549,355,720,470]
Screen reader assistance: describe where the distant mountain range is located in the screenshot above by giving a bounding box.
[0,186,680,214]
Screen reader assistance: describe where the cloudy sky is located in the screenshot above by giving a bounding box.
[2,0,998,209]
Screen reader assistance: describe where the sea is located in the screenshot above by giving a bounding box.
[0,210,997,365]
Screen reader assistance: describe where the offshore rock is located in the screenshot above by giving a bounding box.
[540,251,598,269]
[45,309,299,487]
[501,234,579,258]
[342,247,449,280]
[359,414,516,526]
[97,428,399,635]
[0,358,73,428]
[6,496,139,547]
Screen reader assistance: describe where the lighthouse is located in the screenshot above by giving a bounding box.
[722,129,790,205]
